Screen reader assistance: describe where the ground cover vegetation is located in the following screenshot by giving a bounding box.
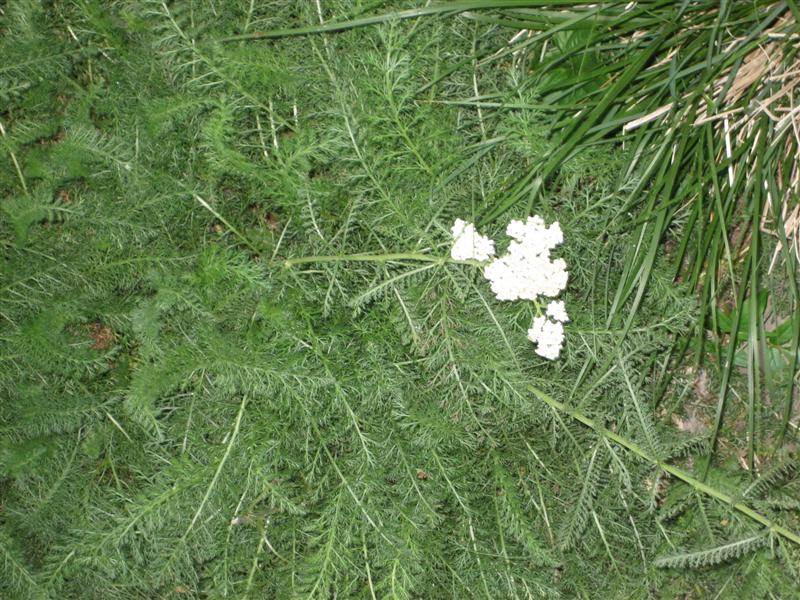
[1,1,799,598]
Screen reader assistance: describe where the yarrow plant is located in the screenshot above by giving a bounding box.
[5,5,800,598]
[451,216,569,359]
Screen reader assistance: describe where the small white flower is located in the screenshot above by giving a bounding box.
[450,219,495,262]
[527,315,565,360]
[483,215,568,302]
[546,300,569,323]
[506,216,562,252]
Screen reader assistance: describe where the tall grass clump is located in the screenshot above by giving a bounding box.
[1,1,799,598]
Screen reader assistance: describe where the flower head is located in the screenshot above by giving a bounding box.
[452,214,569,360]
[450,219,495,262]
[506,216,563,253]
[527,315,565,360]
[546,300,569,323]
[482,215,568,302]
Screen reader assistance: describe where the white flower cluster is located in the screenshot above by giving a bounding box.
[528,301,569,360]
[450,218,496,262]
[546,299,569,323]
[450,216,569,360]
[483,216,567,301]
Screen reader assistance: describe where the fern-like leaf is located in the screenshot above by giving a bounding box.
[654,533,769,569]
[0,529,44,600]
[559,440,606,550]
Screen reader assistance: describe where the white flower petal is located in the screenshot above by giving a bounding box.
[546,300,569,322]
[528,316,565,360]
[450,219,495,262]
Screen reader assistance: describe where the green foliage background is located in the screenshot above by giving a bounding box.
[1,1,799,598]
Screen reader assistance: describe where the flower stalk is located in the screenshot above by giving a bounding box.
[280,252,484,268]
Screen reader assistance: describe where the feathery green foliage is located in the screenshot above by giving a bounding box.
[2,1,799,598]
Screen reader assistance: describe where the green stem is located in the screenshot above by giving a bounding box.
[0,120,29,196]
[193,194,260,255]
[528,384,800,547]
[281,252,550,319]
[219,1,587,42]
[183,394,249,538]
[281,252,485,269]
